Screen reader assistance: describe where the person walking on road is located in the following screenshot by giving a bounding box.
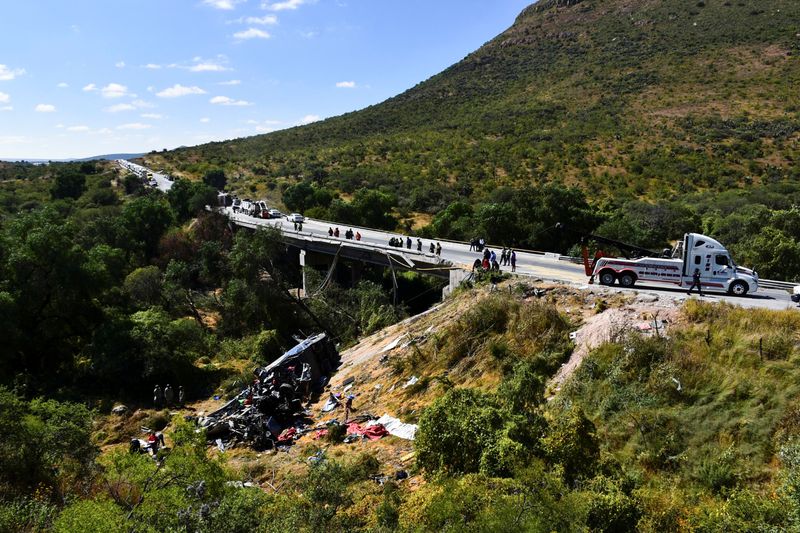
[510,250,517,272]
[429,242,435,254]
[356,231,361,241]
[334,227,340,238]
[435,242,442,256]
[417,238,422,252]
[406,236,412,249]
[687,268,703,296]
[328,227,334,237]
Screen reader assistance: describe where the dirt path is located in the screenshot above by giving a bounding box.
[548,299,681,394]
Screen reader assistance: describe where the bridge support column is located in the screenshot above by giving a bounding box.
[443,269,470,299]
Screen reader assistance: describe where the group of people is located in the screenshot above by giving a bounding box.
[153,383,185,408]
[328,227,361,241]
[472,246,517,273]
[469,237,487,252]
[293,221,304,231]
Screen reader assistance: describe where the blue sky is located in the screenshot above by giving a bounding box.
[0,0,532,159]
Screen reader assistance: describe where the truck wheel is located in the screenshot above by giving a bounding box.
[618,273,636,288]
[599,271,616,286]
[728,280,749,296]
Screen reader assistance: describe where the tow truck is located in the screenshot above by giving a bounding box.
[579,231,759,296]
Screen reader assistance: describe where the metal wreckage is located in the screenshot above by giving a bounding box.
[198,333,340,450]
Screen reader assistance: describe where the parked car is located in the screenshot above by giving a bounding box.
[268,209,283,219]
[287,213,305,223]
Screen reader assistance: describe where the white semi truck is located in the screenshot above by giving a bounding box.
[583,232,759,296]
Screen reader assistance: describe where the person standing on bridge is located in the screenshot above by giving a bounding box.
[429,242,435,254]
[510,250,517,272]
[687,268,704,296]
[334,227,340,238]
[298,221,303,231]
[406,236,412,249]
[435,242,442,256]
[356,231,361,241]
[328,227,334,237]
[417,238,422,252]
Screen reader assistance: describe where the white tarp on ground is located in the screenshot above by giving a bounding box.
[368,414,418,440]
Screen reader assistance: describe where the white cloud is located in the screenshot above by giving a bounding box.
[231,15,278,24]
[35,104,56,113]
[219,79,241,85]
[203,0,243,9]
[105,103,136,113]
[67,125,90,132]
[299,30,318,39]
[200,117,211,123]
[115,61,126,68]
[57,82,69,88]
[141,113,163,119]
[189,62,231,72]
[300,114,319,124]
[156,84,206,98]
[0,106,12,112]
[233,28,270,40]
[101,83,129,98]
[131,99,155,109]
[336,80,356,88]
[82,83,97,92]
[144,63,162,69]
[0,64,25,81]
[210,95,253,106]
[116,123,152,130]
[262,0,306,11]
[0,92,9,104]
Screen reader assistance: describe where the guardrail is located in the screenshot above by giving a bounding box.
[759,279,799,291]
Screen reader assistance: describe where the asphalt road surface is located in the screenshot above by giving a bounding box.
[228,209,799,312]
[116,160,173,193]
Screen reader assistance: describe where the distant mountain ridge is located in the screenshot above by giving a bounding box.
[1,152,145,164]
[150,0,800,208]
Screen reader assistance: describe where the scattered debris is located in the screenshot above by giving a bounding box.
[368,414,418,440]
[197,334,339,450]
[402,376,419,389]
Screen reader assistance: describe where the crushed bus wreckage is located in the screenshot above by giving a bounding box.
[197,333,340,450]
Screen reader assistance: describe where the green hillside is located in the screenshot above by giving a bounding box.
[148,0,800,279]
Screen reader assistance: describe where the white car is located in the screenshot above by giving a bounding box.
[287,213,305,223]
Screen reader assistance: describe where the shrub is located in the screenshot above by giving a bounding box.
[53,499,127,533]
[541,406,600,484]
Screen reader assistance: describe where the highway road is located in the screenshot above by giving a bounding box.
[116,160,173,193]
[119,160,798,312]
[226,208,799,312]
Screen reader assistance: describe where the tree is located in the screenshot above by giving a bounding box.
[203,168,227,190]
[168,179,218,222]
[50,169,86,199]
[350,188,397,230]
[115,196,174,260]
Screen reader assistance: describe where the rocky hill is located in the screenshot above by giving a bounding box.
[152,0,800,206]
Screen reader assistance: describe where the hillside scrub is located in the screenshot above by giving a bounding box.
[148,0,800,278]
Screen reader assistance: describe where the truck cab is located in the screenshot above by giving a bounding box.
[681,233,758,296]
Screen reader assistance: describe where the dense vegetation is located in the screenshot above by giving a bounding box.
[144,0,800,280]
